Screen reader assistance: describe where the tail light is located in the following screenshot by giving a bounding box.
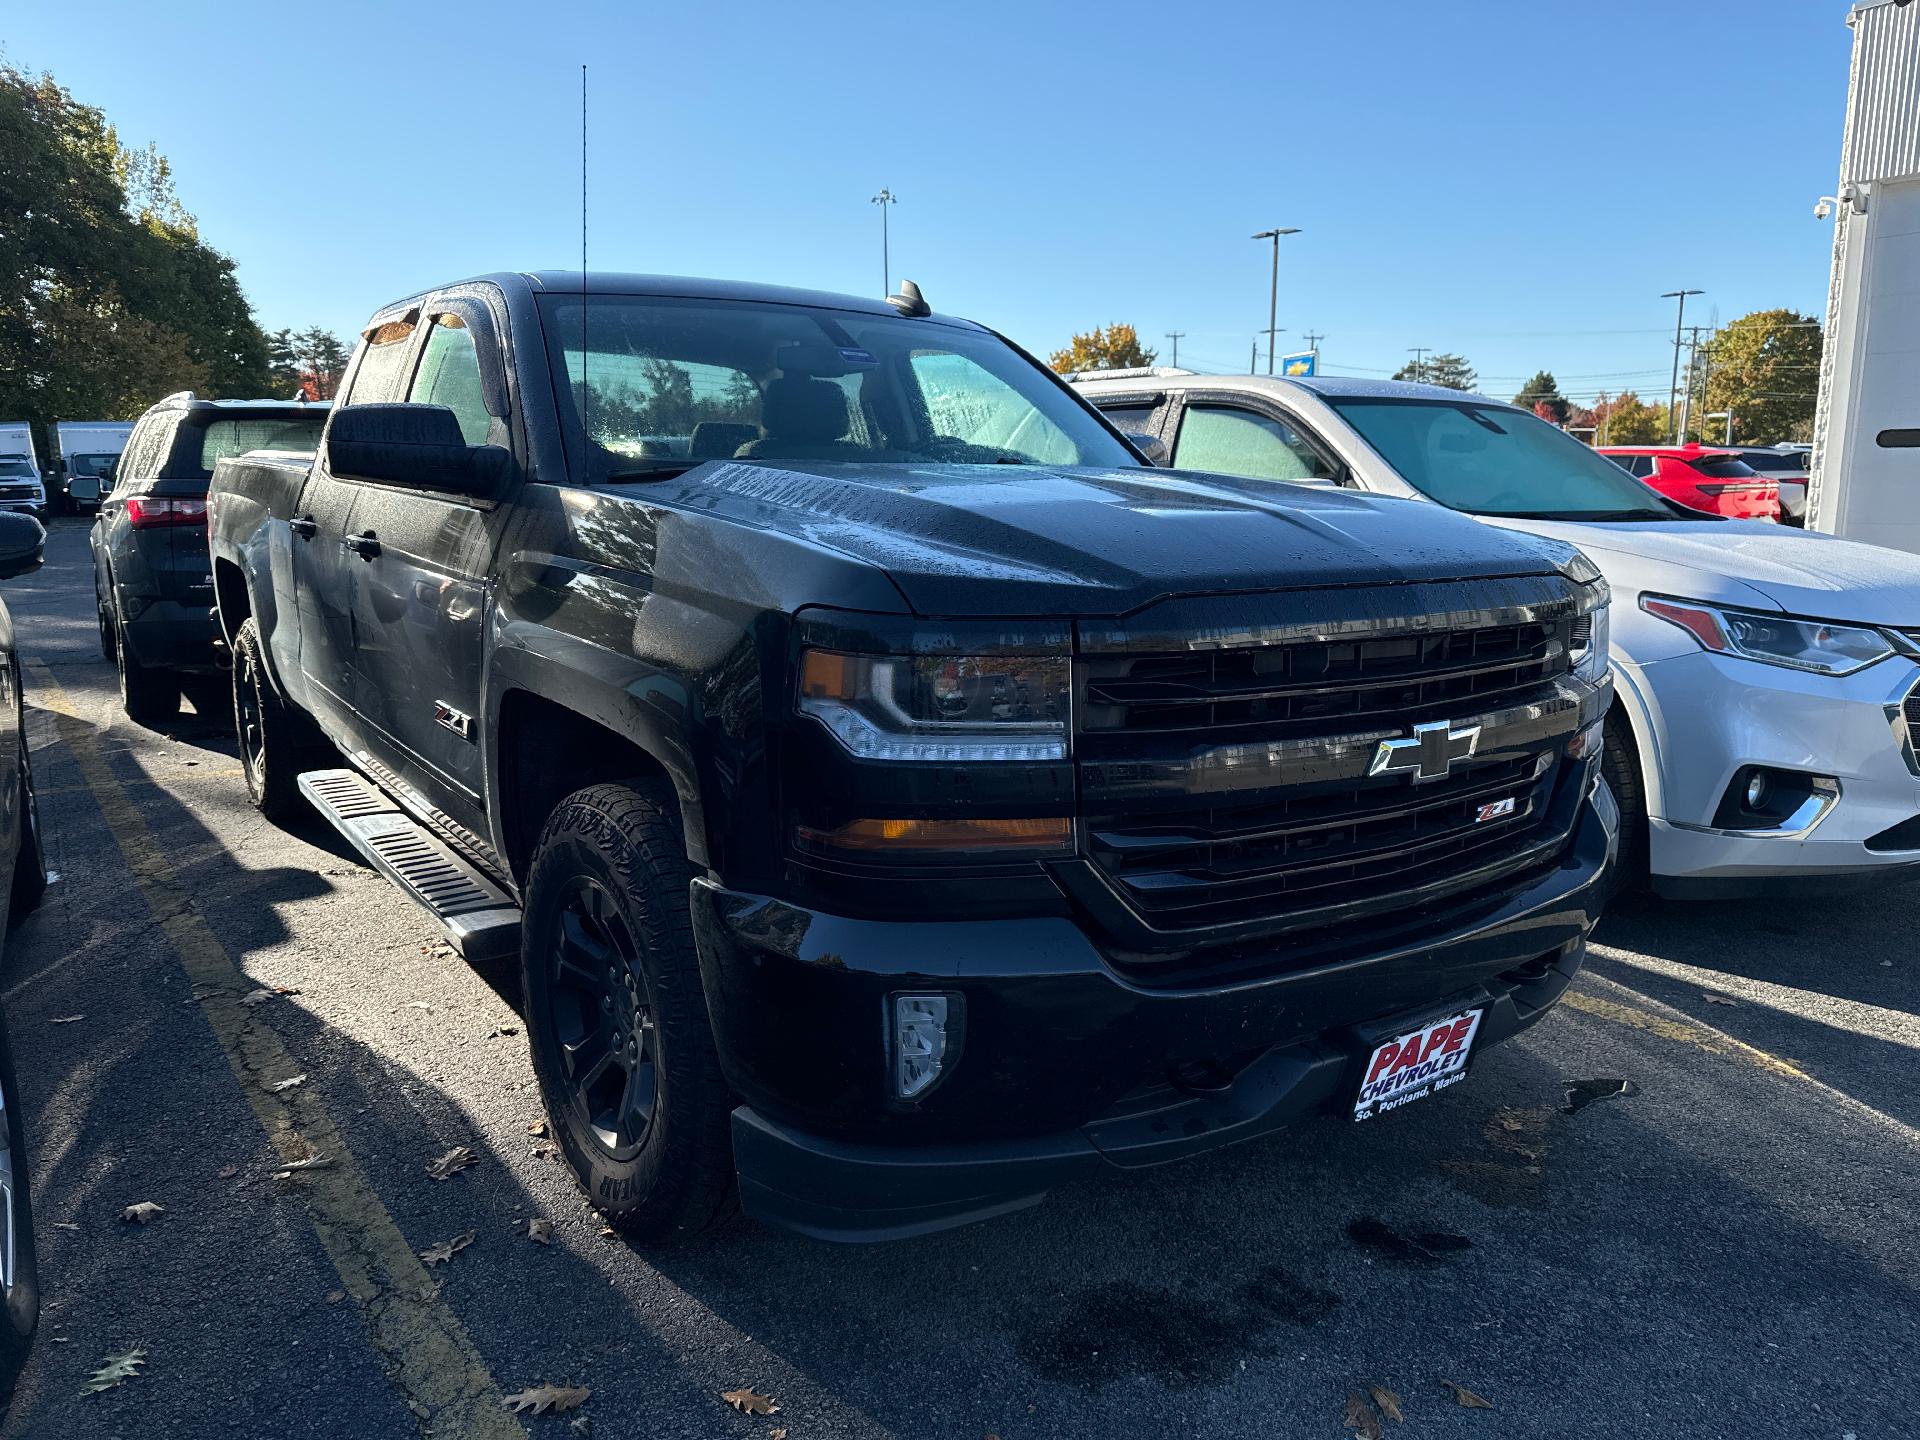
[1694,482,1776,496]
[124,497,207,529]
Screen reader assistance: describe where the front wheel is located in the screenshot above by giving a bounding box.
[232,617,323,823]
[1600,708,1648,893]
[0,1021,40,1411]
[521,782,736,1243]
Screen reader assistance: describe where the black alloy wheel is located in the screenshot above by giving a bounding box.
[547,877,661,1159]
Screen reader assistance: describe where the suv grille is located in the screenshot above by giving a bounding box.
[1904,687,1920,769]
[1072,584,1590,956]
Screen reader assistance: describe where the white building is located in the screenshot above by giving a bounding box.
[1810,0,1920,551]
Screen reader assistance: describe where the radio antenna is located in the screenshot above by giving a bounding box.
[581,63,589,447]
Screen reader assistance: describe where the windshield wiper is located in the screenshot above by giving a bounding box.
[599,459,703,483]
[1491,508,1665,522]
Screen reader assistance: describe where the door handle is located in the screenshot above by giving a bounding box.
[343,530,381,560]
[288,515,317,539]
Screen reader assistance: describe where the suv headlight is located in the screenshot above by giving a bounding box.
[1572,588,1611,682]
[1641,596,1896,676]
[796,626,1071,762]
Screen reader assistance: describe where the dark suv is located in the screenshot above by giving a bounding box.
[93,394,326,723]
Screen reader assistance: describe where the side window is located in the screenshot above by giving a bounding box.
[127,414,176,483]
[909,351,1080,465]
[1172,404,1337,482]
[342,315,420,407]
[1633,456,1657,478]
[408,314,493,446]
[1095,403,1157,432]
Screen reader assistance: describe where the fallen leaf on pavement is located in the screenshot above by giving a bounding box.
[217,1165,238,1180]
[80,1347,146,1395]
[1369,1383,1405,1423]
[722,1388,780,1417]
[597,1225,617,1238]
[120,1202,164,1224]
[570,1416,594,1437]
[240,989,275,1007]
[1343,1391,1384,1439]
[325,1289,345,1304]
[488,1025,519,1038]
[1438,1377,1494,1408]
[503,1384,590,1416]
[405,1001,434,1012]
[419,1230,477,1266]
[1702,993,1736,1006]
[52,1222,79,1231]
[527,1120,549,1138]
[771,1431,787,1440]
[272,1154,333,1181]
[273,985,301,996]
[265,1073,307,1094]
[426,1146,478,1180]
[530,1141,558,1160]
[526,1219,554,1245]
[49,1015,84,1025]
[1349,1216,1472,1263]
[1563,1077,1631,1114]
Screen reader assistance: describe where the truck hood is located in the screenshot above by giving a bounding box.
[1498,517,1920,624]
[664,461,1570,614]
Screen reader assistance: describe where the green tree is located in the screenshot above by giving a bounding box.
[1590,390,1668,445]
[1394,352,1477,390]
[1048,323,1156,374]
[0,65,273,447]
[1700,309,1822,445]
[1512,369,1569,424]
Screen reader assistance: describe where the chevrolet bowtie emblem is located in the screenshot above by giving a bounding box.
[1369,720,1481,783]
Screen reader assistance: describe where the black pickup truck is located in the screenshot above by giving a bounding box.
[208,272,1617,1242]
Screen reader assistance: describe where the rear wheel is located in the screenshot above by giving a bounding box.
[1600,708,1648,892]
[233,617,322,823]
[10,729,44,922]
[96,592,115,663]
[115,614,177,728]
[521,782,735,1243]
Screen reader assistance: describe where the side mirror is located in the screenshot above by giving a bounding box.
[0,513,46,580]
[326,403,507,495]
[1123,430,1169,466]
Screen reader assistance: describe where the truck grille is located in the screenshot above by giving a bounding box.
[0,485,37,502]
[1072,581,1590,951]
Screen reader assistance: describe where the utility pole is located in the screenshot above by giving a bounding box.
[1679,325,1707,443]
[1165,331,1185,368]
[1251,227,1301,375]
[1662,288,1703,443]
[870,188,896,296]
[1408,346,1430,383]
[1303,330,1323,361]
[1250,337,1259,375]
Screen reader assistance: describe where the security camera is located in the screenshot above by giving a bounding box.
[1815,197,1835,220]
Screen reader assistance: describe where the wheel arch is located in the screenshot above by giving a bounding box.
[1606,661,1665,820]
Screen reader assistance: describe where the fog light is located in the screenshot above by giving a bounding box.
[892,995,950,1100]
[1745,772,1770,810]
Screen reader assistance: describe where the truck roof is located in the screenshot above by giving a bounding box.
[415,271,985,330]
[1069,371,1507,407]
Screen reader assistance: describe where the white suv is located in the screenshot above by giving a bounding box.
[1075,370,1920,899]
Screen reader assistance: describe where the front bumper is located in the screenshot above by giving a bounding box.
[1633,650,1920,893]
[693,784,1616,1241]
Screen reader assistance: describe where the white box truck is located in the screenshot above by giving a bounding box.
[0,425,48,519]
[1809,0,1920,552]
[51,420,133,512]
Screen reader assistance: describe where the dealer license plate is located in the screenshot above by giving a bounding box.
[1353,1007,1484,1121]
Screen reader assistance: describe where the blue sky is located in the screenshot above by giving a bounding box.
[8,0,1854,405]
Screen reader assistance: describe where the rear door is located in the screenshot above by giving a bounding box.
[295,309,423,736]
[343,292,509,833]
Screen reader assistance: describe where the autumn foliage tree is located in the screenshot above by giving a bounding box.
[1512,370,1570,425]
[1394,352,1477,390]
[1048,324,1156,374]
[1588,390,1669,445]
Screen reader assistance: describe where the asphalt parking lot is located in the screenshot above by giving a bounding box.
[0,520,1913,1440]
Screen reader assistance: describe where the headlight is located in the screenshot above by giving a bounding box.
[1572,589,1611,682]
[1641,596,1895,676]
[798,648,1070,761]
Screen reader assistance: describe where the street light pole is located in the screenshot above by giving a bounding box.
[1662,288,1703,443]
[1251,227,1300,375]
[871,188,897,296]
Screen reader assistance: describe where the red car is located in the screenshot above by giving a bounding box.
[1594,444,1781,520]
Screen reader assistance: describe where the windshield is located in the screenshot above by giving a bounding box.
[1732,451,1807,475]
[169,414,326,480]
[69,453,118,477]
[1327,398,1675,520]
[537,294,1137,479]
[0,459,35,478]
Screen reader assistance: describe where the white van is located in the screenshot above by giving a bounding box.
[51,420,133,512]
[0,426,48,519]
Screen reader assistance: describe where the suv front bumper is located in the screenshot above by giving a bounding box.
[692,782,1616,1241]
